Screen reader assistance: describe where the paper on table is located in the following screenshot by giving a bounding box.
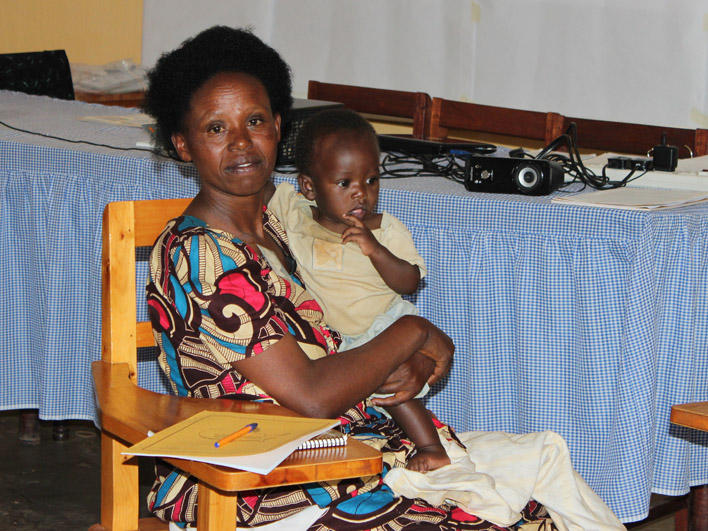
[122,410,340,475]
[676,154,708,174]
[552,187,708,210]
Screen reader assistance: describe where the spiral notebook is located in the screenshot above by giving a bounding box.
[295,429,348,450]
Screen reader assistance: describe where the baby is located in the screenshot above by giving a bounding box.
[268,108,450,472]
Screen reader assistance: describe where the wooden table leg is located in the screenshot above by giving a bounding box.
[197,483,237,530]
[691,485,708,531]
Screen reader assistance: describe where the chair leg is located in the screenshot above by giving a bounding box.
[674,504,688,530]
[197,482,238,531]
[690,485,708,531]
[100,433,139,530]
[53,420,69,440]
[18,409,40,444]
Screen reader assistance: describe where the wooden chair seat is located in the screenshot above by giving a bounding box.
[92,198,382,530]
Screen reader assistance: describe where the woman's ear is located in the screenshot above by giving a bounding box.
[298,174,317,200]
[171,132,192,162]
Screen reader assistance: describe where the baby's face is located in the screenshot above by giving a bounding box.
[307,131,381,233]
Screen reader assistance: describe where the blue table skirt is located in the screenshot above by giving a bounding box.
[2,139,707,522]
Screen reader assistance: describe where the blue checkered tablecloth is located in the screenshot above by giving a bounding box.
[1,91,707,522]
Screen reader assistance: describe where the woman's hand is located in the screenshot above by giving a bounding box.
[417,323,454,386]
[372,317,454,407]
[371,352,435,407]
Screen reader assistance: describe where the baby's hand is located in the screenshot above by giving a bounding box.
[342,215,381,256]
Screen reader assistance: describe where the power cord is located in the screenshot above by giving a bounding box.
[0,119,162,154]
[380,142,497,182]
[530,122,648,191]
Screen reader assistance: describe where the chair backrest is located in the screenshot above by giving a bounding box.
[307,80,432,138]
[0,50,74,100]
[427,97,565,145]
[101,198,191,375]
[563,116,708,157]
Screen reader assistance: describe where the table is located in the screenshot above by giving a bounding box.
[1,90,707,522]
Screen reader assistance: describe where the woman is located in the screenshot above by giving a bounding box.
[142,26,613,530]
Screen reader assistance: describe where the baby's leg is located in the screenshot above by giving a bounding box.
[385,399,450,472]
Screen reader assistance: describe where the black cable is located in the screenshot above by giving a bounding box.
[380,151,467,182]
[534,122,645,190]
[0,119,161,154]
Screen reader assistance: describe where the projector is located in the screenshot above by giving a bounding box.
[463,156,565,196]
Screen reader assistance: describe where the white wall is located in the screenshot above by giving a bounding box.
[143,0,708,129]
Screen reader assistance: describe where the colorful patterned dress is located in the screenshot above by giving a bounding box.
[145,209,553,529]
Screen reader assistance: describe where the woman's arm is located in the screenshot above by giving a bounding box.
[235,315,452,418]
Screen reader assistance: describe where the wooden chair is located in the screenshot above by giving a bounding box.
[307,80,432,138]
[91,198,382,530]
[562,116,708,157]
[426,97,565,146]
[669,402,708,531]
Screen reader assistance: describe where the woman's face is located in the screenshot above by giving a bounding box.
[171,71,281,200]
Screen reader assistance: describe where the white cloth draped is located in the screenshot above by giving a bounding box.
[384,430,626,531]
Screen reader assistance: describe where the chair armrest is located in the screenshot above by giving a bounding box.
[92,361,382,491]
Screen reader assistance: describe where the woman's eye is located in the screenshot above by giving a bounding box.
[248,116,264,127]
[207,124,224,134]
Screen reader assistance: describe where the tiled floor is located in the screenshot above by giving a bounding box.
[0,410,678,530]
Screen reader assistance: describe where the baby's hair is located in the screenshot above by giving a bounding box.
[143,25,292,159]
[295,108,378,176]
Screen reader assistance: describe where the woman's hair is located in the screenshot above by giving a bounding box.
[143,25,293,159]
[295,108,378,176]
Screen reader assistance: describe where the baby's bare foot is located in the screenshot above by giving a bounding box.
[406,445,450,472]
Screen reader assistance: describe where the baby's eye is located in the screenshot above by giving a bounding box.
[366,176,379,185]
[336,180,349,188]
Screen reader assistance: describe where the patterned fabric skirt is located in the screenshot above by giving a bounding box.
[147,408,556,530]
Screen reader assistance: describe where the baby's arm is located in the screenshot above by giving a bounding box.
[384,399,450,472]
[342,215,420,294]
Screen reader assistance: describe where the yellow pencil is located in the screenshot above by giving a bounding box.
[214,422,258,448]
